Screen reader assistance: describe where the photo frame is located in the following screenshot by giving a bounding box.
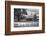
[5,1,45,35]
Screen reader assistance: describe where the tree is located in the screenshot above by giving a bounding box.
[33,14,37,21]
[14,9,21,21]
[14,9,27,21]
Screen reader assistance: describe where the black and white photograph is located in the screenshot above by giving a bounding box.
[11,5,43,32]
[14,8,39,27]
